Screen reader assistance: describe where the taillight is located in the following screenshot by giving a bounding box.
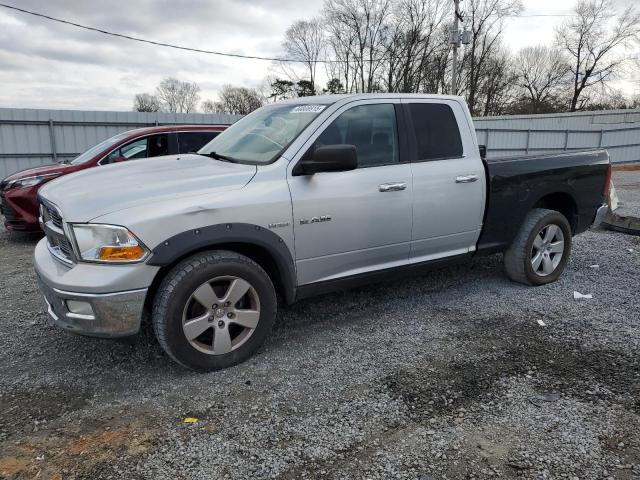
[603,163,612,198]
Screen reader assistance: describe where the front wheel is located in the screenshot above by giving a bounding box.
[152,250,277,371]
[504,208,572,286]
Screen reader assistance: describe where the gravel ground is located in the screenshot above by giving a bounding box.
[0,171,639,480]
[613,171,640,217]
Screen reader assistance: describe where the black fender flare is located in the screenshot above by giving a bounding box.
[147,223,296,304]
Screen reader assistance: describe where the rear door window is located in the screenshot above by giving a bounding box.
[146,134,170,157]
[408,103,463,161]
[178,131,220,154]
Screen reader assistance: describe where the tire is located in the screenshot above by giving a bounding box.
[152,250,277,371]
[504,208,572,286]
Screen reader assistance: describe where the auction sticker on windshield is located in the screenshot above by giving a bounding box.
[290,105,326,113]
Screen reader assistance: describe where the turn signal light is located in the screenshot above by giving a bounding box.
[98,245,146,261]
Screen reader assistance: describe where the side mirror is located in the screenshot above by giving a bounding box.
[478,145,487,160]
[293,144,358,176]
[113,156,127,163]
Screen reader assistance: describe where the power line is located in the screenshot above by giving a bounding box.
[0,2,315,63]
[0,2,580,66]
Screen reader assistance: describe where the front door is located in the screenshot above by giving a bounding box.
[288,101,413,286]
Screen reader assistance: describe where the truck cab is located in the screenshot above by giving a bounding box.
[34,94,609,371]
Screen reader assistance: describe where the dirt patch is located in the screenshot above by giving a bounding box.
[613,163,640,171]
[0,417,156,479]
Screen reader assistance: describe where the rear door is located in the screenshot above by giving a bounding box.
[402,99,485,262]
[287,100,413,285]
[177,131,221,154]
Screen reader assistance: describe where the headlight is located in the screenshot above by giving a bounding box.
[70,224,149,263]
[7,174,58,189]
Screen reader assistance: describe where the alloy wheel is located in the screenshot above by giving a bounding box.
[531,224,565,276]
[182,276,260,355]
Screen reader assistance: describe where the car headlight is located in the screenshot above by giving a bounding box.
[7,174,58,189]
[70,224,149,263]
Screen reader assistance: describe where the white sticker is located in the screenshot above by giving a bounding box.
[290,105,326,114]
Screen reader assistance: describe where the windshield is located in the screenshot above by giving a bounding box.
[70,132,130,165]
[198,103,329,164]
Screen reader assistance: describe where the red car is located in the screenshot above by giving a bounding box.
[0,125,227,232]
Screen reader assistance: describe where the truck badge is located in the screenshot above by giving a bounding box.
[300,215,332,225]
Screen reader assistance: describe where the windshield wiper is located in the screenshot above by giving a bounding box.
[196,151,239,163]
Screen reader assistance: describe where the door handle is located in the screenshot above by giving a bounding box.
[455,175,479,183]
[379,182,407,192]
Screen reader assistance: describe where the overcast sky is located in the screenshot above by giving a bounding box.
[0,0,636,111]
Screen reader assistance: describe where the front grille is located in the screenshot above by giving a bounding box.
[49,232,74,257]
[40,200,74,264]
[1,198,18,221]
[41,203,64,229]
[0,198,27,229]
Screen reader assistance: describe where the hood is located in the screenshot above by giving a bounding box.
[2,163,71,184]
[39,154,257,221]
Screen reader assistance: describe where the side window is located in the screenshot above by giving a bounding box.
[312,104,399,168]
[119,138,148,159]
[147,134,170,157]
[104,138,147,164]
[409,103,463,161]
[178,131,219,154]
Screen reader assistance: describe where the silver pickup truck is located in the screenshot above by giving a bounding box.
[34,94,611,371]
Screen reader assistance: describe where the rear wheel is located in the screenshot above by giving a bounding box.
[504,208,572,286]
[152,250,276,371]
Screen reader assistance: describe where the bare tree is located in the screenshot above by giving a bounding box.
[201,99,218,113]
[556,0,640,111]
[132,93,160,112]
[458,0,523,115]
[206,85,264,115]
[513,45,570,113]
[479,47,518,115]
[281,19,325,91]
[156,77,201,113]
[381,0,448,93]
[323,0,393,93]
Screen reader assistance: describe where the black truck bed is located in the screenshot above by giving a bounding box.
[476,149,610,255]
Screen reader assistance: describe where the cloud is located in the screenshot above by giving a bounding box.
[0,0,635,110]
[0,0,324,109]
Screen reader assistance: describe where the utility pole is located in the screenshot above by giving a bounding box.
[450,0,461,95]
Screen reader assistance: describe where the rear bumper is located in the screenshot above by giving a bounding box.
[591,204,609,229]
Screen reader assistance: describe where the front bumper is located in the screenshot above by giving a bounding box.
[34,238,158,337]
[0,187,41,231]
[37,276,147,337]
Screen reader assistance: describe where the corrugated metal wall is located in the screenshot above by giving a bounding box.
[473,108,640,129]
[0,108,242,179]
[474,109,640,163]
[2,107,639,179]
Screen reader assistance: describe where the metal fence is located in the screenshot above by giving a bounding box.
[2,107,639,179]
[0,108,242,179]
[473,108,640,129]
[472,108,640,164]
[476,123,640,163]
